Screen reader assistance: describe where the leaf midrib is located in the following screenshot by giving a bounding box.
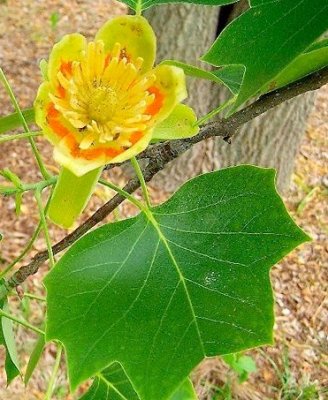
[143,208,206,356]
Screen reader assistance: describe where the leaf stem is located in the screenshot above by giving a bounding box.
[22,292,46,302]
[0,131,41,144]
[99,178,144,211]
[0,176,57,196]
[35,190,55,267]
[195,96,236,126]
[45,344,62,400]
[130,157,151,208]
[0,68,50,180]
[0,308,45,335]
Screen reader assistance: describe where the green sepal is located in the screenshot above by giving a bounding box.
[48,167,102,229]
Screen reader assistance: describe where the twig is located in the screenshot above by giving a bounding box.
[1,66,327,298]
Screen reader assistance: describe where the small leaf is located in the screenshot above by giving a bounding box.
[46,166,308,400]
[202,0,328,111]
[0,298,20,384]
[222,353,256,383]
[24,333,45,385]
[152,104,199,141]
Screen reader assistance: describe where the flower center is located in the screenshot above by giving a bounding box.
[51,40,156,150]
[88,86,118,122]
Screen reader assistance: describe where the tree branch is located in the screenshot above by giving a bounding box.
[2,66,327,297]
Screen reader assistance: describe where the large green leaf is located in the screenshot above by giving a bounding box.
[80,363,197,399]
[45,166,308,400]
[262,38,328,93]
[123,0,237,12]
[202,0,328,111]
[0,298,20,384]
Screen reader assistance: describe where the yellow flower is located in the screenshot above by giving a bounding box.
[34,15,197,177]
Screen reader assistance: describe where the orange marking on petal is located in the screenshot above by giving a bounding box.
[57,84,66,99]
[47,103,60,119]
[76,146,123,160]
[146,86,164,116]
[130,131,143,145]
[47,103,76,151]
[60,61,73,77]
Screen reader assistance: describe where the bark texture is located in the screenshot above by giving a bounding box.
[146,4,316,193]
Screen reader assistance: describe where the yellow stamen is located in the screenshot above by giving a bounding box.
[51,39,157,149]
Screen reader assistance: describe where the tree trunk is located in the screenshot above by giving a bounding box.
[146,4,316,193]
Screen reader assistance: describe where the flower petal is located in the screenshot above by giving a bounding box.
[109,130,153,164]
[152,104,199,140]
[34,81,62,146]
[146,65,187,127]
[95,15,156,74]
[47,33,87,87]
[53,146,105,177]
[53,130,153,176]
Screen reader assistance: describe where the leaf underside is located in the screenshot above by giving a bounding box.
[45,166,308,400]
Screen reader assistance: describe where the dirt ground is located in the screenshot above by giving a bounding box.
[0,1,327,399]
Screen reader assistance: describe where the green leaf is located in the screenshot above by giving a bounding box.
[124,0,238,12]
[222,353,256,383]
[212,65,244,95]
[152,104,199,141]
[24,333,45,385]
[45,166,308,400]
[202,0,328,111]
[0,298,20,384]
[80,363,140,400]
[80,363,197,400]
[161,60,243,95]
[0,107,35,135]
[262,38,328,93]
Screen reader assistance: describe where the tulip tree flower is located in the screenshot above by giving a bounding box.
[34,15,199,228]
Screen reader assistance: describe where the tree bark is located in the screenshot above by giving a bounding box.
[146,4,316,193]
